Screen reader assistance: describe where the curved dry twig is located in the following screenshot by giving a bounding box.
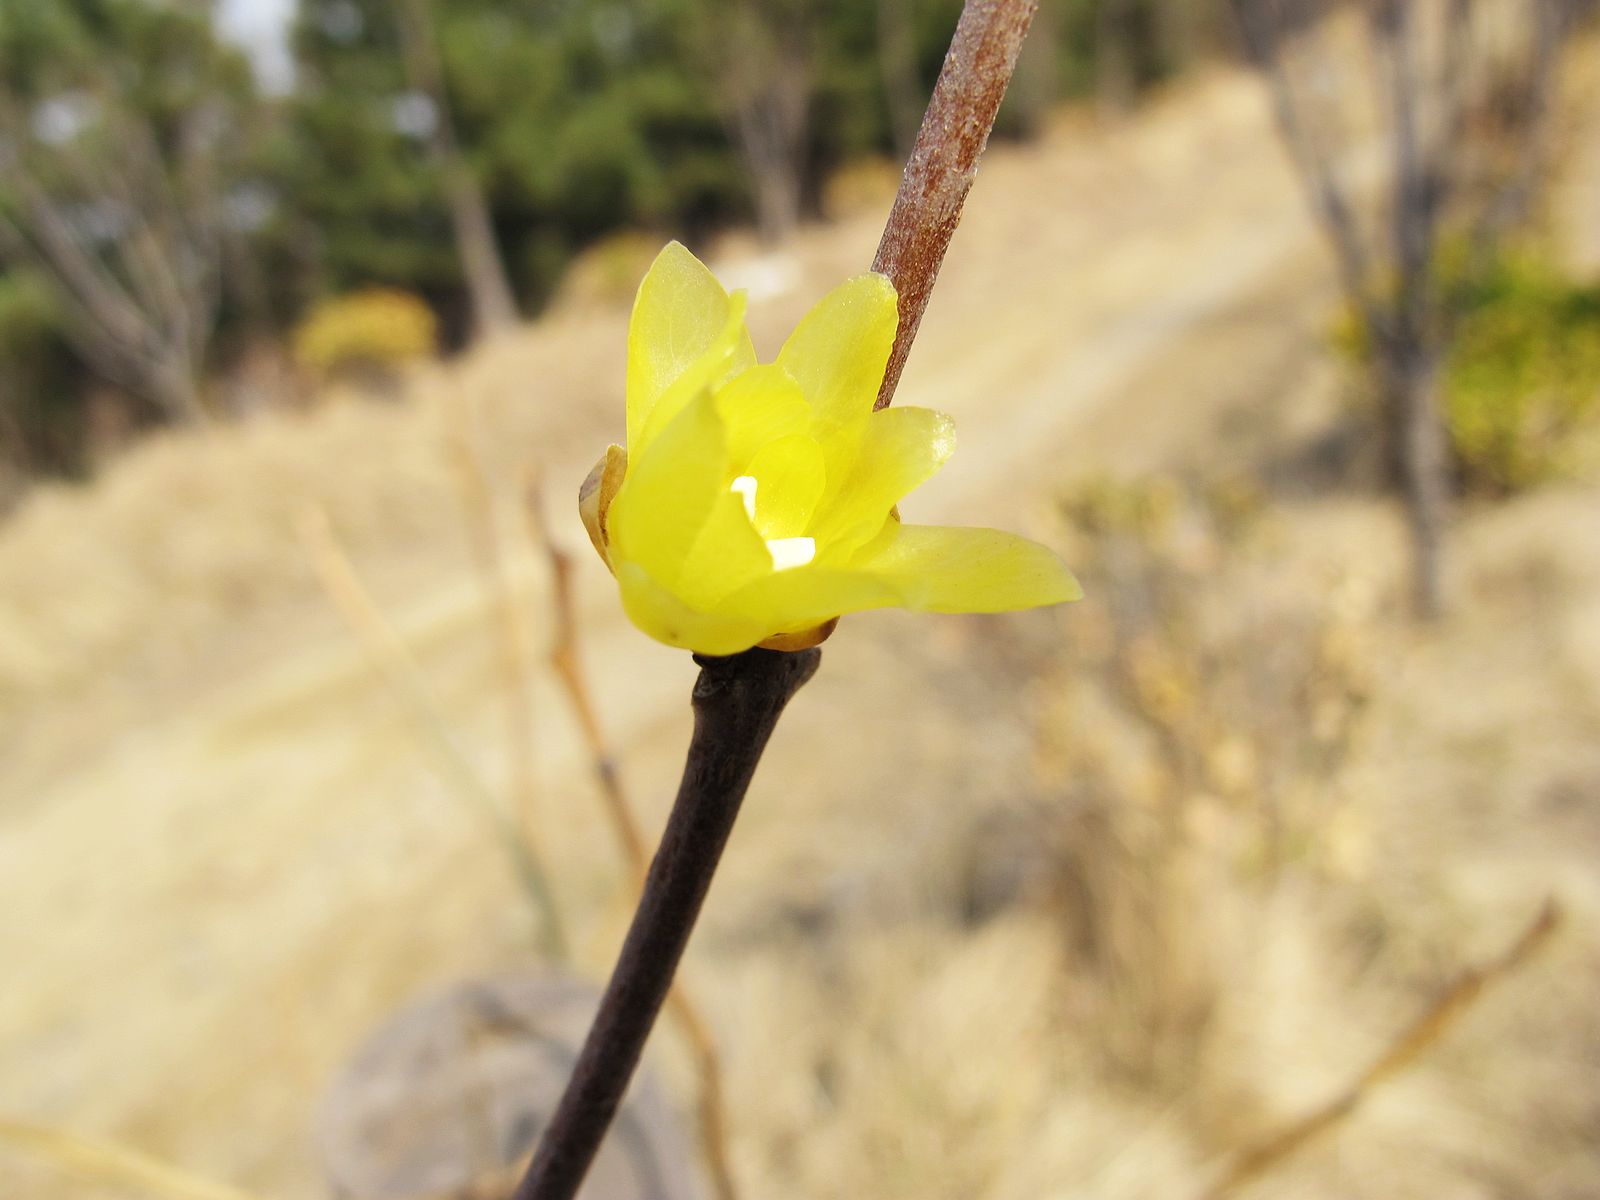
[1198,899,1562,1200]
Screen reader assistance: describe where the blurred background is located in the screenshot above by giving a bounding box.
[2,1,1599,1197]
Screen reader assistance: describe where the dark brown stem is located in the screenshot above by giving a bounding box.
[872,0,1039,409]
[512,648,820,1200]
[514,4,1039,1193]
[529,477,741,1200]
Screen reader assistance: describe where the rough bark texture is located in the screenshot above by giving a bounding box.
[512,6,1042,1194]
[872,0,1040,410]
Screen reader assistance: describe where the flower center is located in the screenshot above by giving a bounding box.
[766,537,817,570]
[730,474,816,571]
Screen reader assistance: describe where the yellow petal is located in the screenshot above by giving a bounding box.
[722,565,904,636]
[716,364,811,466]
[777,273,899,440]
[858,524,1083,612]
[677,489,773,609]
[635,292,754,454]
[746,433,827,539]
[615,561,770,656]
[608,389,728,588]
[602,249,1079,656]
[812,407,955,558]
[627,242,755,451]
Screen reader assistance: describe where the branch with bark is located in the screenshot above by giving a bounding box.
[1198,900,1562,1200]
[0,65,230,424]
[510,3,1040,1197]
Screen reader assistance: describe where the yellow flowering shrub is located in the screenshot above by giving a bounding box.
[292,289,438,378]
[580,242,1080,656]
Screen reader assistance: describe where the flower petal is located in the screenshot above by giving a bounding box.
[777,273,899,440]
[608,389,728,588]
[812,406,955,558]
[627,242,755,451]
[722,565,904,637]
[615,561,770,656]
[603,248,1079,656]
[677,489,773,609]
[716,364,811,466]
[746,433,827,539]
[859,524,1083,612]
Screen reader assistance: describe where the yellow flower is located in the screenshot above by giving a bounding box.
[580,242,1081,656]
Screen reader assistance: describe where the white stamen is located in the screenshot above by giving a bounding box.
[730,474,758,520]
[766,536,816,571]
[732,475,815,571]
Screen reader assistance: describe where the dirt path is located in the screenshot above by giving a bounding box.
[0,69,1350,1197]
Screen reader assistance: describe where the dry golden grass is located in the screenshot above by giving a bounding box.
[3,52,1599,1200]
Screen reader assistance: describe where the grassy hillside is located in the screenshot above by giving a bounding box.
[2,62,1598,1199]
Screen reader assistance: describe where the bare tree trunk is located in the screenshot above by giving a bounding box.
[1233,0,1583,622]
[152,350,207,426]
[1392,349,1449,618]
[1096,0,1138,118]
[755,172,801,245]
[442,165,519,334]
[727,10,812,247]
[393,0,518,336]
[684,0,814,247]
[1380,0,1450,618]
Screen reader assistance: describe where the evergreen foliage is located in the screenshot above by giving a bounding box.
[0,0,1255,483]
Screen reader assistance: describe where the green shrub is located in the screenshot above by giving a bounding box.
[1444,254,1600,493]
[1334,250,1600,494]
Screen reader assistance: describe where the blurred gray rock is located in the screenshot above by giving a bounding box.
[316,973,704,1200]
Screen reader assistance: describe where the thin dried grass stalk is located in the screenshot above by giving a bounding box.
[448,402,545,892]
[294,503,568,959]
[0,1117,260,1200]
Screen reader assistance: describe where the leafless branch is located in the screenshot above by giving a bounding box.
[391,0,519,335]
[0,82,221,422]
[1197,899,1562,1200]
[872,0,1040,409]
[525,477,742,1200]
[295,504,568,959]
[511,5,1042,1196]
[449,404,545,874]
[1231,0,1387,340]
